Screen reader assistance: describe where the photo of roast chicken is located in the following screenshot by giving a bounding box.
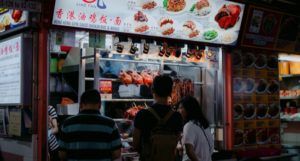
[215,4,241,29]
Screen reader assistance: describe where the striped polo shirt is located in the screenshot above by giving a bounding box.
[60,110,122,161]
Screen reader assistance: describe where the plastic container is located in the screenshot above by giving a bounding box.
[289,62,300,74]
[57,58,65,72]
[279,61,289,75]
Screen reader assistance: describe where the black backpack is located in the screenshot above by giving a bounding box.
[140,108,179,161]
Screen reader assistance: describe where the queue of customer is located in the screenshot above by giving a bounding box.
[48,75,214,161]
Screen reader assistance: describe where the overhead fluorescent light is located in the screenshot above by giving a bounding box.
[279,53,300,62]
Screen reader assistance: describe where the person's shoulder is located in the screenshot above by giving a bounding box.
[184,121,194,126]
[134,108,151,126]
[136,108,150,118]
[48,106,56,113]
[183,121,195,130]
[98,115,116,126]
[61,115,79,127]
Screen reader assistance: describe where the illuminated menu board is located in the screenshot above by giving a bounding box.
[53,0,245,45]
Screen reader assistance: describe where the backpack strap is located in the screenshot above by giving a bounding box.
[148,108,162,121]
[148,108,174,124]
[162,110,174,124]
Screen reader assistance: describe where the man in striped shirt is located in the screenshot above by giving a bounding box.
[59,90,122,161]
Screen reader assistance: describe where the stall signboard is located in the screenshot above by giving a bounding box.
[0,36,22,104]
[241,6,282,49]
[0,8,28,36]
[53,0,245,46]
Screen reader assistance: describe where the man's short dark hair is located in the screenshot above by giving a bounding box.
[152,75,173,97]
[80,90,101,104]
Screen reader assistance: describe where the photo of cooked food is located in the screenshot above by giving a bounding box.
[141,0,157,10]
[215,4,241,29]
[267,80,279,94]
[268,103,280,118]
[244,78,255,93]
[190,0,211,17]
[134,11,149,33]
[182,21,200,38]
[163,0,186,12]
[234,129,244,146]
[233,78,244,93]
[268,128,280,144]
[244,129,256,145]
[244,104,256,119]
[256,128,268,144]
[256,79,268,94]
[0,8,9,14]
[160,18,175,35]
[234,104,243,120]
[255,54,267,69]
[0,9,26,33]
[0,14,10,31]
[11,10,23,23]
[203,29,218,41]
[221,31,238,44]
[242,52,255,68]
[257,104,268,119]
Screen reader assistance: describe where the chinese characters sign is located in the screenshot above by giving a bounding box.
[53,0,245,45]
[0,36,22,104]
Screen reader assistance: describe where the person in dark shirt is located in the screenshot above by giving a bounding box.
[59,90,122,161]
[133,75,183,161]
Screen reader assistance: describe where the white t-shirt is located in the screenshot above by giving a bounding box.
[182,121,214,161]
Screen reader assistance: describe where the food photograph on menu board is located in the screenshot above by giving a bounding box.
[0,8,28,35]
[52,0,245,45]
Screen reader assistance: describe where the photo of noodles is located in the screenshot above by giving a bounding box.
[163,0,186,12]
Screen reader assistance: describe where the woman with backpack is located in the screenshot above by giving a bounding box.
[178,96,214,161]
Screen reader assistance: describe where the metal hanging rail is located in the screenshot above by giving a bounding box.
[99,57,161,65]
[102,99,154,102]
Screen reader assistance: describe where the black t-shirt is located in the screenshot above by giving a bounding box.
[134,103,183,145]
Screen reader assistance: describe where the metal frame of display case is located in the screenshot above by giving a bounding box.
[74,45,225,150]
[78,48,207,104]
